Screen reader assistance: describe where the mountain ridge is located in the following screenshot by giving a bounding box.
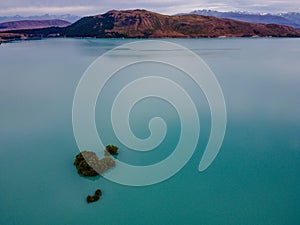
[187,10,300,29]
[0,14,80,23]
[2,9,300,41]
[0,19,71,31]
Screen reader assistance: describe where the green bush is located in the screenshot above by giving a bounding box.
[106,145,119,155]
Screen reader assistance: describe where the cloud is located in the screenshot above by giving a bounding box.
[0,0,299,16]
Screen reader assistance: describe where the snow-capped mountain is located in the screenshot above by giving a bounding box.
[279,12,300,25]
[188,10,300,29]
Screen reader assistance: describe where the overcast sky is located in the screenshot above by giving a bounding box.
[0,0,299,16]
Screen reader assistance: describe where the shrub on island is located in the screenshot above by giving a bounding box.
[74,150,116,177]
[86,189,103,203]
[105,145,119,155]
[74,146,119,203]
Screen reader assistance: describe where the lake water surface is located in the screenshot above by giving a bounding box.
[0,38,300,225]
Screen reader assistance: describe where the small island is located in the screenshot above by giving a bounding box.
[87,189,103,203]
[74,147,118,176]
[105,145,119,156]
[73,145,119,203]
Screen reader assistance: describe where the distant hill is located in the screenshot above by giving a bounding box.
[0,14,80,23]
[5,10,300,40]
[0,19,71,31]
[188,10,300,29]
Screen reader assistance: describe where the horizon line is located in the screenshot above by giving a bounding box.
[0,7,300,17]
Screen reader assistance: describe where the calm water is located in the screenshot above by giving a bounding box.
[0,38,300,225]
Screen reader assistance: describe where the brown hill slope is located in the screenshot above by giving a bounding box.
[62,9,300,38]
[4,10,300,38]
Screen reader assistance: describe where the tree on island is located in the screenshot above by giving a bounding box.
[74,150,116,177]
[106,145,119,155]
[87,189,103,203]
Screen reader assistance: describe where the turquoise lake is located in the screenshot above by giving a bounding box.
[0,38,300,225]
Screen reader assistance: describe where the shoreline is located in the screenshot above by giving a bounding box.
[1,33,300,44]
